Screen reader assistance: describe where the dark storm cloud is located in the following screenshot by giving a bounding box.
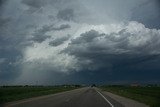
[0,0,10,28]
[64,24,160,72]
[62,27,160,83]
[48,15,55,21]
[0,39,21,83]
[0,17,11,28]
[0,58,21,81]
[21,0,47,8]
[0,39,23,82]
[25,24,37,29]
[32,24,71,42]
[53,24,71,31]
[131,0,160,29]
[0,18,27,83]
[32,25,53,43]
[0,38,29,83]
[71,30,104,44]
[0,0,160,85]
[21,0,50,14]
[21,0,79,15]
[0,0,7,7]
[57,8,74,21]
[32,34,50,43]
[49,35,71,46]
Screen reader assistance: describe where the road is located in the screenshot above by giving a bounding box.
[4,87,124,107]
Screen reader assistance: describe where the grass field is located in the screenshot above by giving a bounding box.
[101,85,160,107]
[0,85,81,104]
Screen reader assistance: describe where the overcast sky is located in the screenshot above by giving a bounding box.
[0,0,160,85]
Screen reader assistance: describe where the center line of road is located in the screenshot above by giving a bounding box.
[96,90,114,107]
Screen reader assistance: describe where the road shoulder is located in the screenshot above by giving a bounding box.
[102,91,149,107]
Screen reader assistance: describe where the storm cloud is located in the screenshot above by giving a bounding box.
[31,24,71,42]
[22,0,47,8]
[57,8,75,21]
[49,35,71,46]
[64,22,160,71]
[0,0,160,85]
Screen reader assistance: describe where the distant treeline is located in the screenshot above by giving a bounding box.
[100,84,160,87]
[0,84,82,88]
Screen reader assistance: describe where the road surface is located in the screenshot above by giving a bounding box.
[4,87,124,107]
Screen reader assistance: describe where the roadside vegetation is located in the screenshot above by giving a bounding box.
[101,85,160,107]
[0,85,81,104]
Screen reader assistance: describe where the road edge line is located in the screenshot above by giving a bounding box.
[96,90,114,107]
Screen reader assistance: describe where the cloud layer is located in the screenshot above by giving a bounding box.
[0,0,160,85]
[65,22,160,71]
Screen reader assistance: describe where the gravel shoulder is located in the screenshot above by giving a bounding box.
[102,91,149,107]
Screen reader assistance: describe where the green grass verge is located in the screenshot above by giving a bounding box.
[101,85,160,107]
[0,85,80,104]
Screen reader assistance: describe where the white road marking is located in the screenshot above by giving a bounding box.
[96,90,114,107]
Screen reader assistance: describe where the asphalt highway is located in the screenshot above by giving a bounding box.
[4,87,124,107]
